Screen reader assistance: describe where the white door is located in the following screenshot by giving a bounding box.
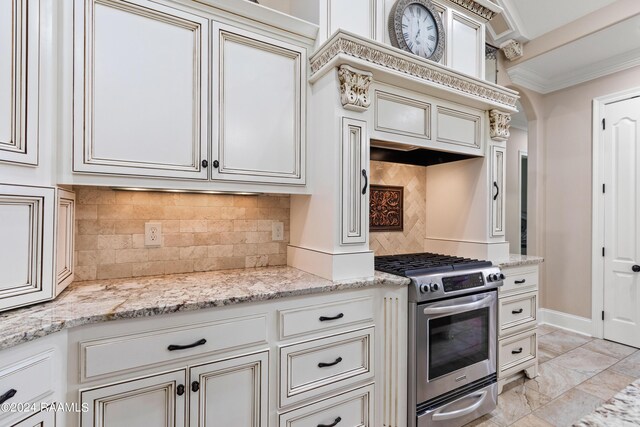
[189,351,268,427]
[80,370,187,427]
[603,96,640,348]
[73,0,209,179]
[212,23,306,185]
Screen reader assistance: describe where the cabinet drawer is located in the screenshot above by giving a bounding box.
[279,384,374,427]
[498,329,537,377]
[279,328,374,407]
[499,292,537,336]
[81,315,267,380]
[279,297,374,339]
[500,266,538,295]
[0,351,54,417]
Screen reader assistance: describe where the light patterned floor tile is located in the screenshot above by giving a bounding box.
[538,330,592,355]
[609,350,640,378]
[511,414,554,427]
[551,347,619,377]
[581,339,638,360]
[537,324,559,336]
[525,361,591,399]
[576,369,635,401]
[533,389,604,427]
[489,384,552,426]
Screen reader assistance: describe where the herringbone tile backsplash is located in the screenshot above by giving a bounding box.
[369,161,426,256]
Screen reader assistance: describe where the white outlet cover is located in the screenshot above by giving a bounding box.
[145,222,162,247]
[272,222,284,241]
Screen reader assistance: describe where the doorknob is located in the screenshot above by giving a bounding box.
[633,265,640,272]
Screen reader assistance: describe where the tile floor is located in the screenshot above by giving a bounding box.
[464,325,640,427]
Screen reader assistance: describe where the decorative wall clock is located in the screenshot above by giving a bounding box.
[388,0,446,62]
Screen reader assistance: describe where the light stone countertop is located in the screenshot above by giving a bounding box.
[498,253,544,268]
[0,266,409,351]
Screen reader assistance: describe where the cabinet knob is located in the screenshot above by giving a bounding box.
[201,159,208,168]
[213,160,220,168]
[632,265,640,272]
[177,385,185,396]
[191,381,200,392]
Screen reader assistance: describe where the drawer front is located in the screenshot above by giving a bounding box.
[498,329,537,377]
[499,292,537,336]
[0,351,54,419]
[500,266,538,295]
[81,315,267,380]
[279,384,374,427]
[279,297,374,339]
[279,328,374,407]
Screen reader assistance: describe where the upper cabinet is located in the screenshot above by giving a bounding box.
[0,0,39,166]
[69,0,312,190]
[73,0,210,180]
[212,24,306,185]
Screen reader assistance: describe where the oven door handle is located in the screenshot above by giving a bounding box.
[431,390,488,422]
[423,295,493,316]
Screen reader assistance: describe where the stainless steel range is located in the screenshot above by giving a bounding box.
[375,253,504,427]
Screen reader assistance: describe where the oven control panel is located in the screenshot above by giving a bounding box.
[442,272,485,292]
[410,267,503,302]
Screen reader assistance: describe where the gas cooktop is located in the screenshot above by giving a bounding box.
[374,252,493,277]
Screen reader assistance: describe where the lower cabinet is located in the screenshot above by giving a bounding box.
[497,264,539,393]
[11,410,56,427]
[80,370,188,427]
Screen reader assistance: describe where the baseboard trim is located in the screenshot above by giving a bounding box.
[538,308,593,337]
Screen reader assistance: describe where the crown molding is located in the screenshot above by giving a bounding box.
[310,30,519,111]
[508,46,640,94]
[445,0,504,21]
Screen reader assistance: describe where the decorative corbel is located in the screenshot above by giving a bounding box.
[337,64,373,111]
[500,39,523,61]
[489,110,511,141]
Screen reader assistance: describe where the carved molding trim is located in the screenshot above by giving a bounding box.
[448,0,499,20]
[500,39,523,61]
[489,109,511,141]
[338,65,373,111]
[310,32,519,110]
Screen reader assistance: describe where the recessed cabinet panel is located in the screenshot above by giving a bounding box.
[0,185,54,312]
[56,189,75,295]
[449,12,482,78]
[81,370,187,427]
[436,106,481,151]
[74,0,209,179]
[189,352,268,427]
[10,409,55,427]
[328,0,376,40]
[374,91,431,140]
[491,145,506,237]
[0,0,39,165]
[341,118,369,245]
[213,24,305,185]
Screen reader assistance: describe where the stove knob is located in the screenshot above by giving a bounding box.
[430,283,440,292]
[419,283,430,293]
[498,273,506,280]
[487,274,498,282]
[486,275,493,282]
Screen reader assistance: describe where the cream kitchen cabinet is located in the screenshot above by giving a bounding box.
[497,264,539,393]
[0,0,39,166]
[341,118,369,245]
[69,0,309,190]
[10,410,56,427]
[0,184,55,312]
[490,144,506,237]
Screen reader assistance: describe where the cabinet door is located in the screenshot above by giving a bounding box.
[212,23,306,185]
[80,370,187,427]
[341,118,369,245]
[0,0,39,165]
[490,145,506,237]
[56,189,75,295]
[0,184,55,312]
[11,410,55,427]
[189,351,268,427]
[73,0,209,179]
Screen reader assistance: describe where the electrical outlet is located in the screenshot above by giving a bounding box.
[145,222,162,247]
[272,221,284,241]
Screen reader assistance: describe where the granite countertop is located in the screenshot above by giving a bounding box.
[0,266,409,351]
[498,253,544,268]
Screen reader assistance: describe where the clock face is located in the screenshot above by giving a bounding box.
[401,4,438,58]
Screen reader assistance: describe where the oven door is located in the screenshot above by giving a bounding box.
[415,290,497,403]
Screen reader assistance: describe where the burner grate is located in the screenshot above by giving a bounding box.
[374,252,492,277]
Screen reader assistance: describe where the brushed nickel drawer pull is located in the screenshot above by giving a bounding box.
[318,357,343,368]
[318,417,342,427]
[319,313,344,322]
[167,338,207,351]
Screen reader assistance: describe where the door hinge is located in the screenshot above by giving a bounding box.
[602,247,605,257]
[602,311,605,321]
[602,118,606,130]
[602,183,606,193]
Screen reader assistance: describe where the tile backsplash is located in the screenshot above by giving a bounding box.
[74,187,289,281]
[369,161,426,256]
